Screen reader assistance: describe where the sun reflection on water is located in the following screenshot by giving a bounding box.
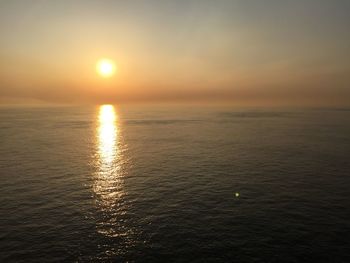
[94,104,127,237]
[98,105,117,165]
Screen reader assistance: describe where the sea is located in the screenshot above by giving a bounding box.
[0,105,349,262]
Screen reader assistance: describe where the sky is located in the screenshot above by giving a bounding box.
[0,0,349,106]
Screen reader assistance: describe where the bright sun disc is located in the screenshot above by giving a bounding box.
[97,59,116,77]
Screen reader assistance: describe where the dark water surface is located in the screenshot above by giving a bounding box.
[0,106,349,262]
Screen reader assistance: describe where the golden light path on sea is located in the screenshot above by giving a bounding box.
[98,105,117,164]
[94,104,126,237]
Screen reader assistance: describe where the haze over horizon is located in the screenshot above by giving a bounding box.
[1,0,349,106]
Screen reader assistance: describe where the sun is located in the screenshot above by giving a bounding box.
[96,59,116,77]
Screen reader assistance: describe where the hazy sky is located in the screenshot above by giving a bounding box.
[1,0,349,106]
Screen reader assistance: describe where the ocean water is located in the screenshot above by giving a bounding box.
[0,106,349,262]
